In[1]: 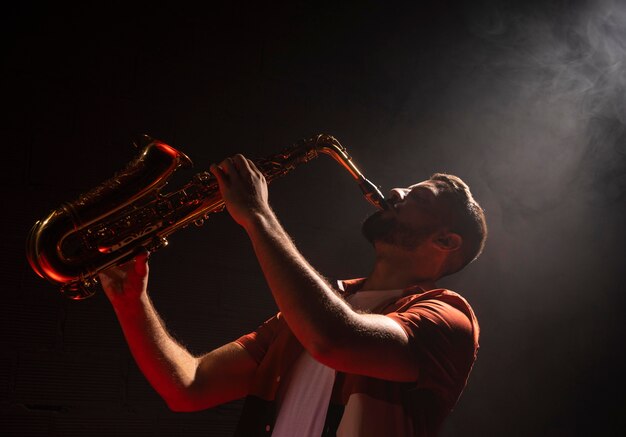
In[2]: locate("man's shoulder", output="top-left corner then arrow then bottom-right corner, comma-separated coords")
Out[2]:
402,288 -> 472,310
391,288 -> 480,344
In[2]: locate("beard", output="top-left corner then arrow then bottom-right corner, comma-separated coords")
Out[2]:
361,210 -> 435,251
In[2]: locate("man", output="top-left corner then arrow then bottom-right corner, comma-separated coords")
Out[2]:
99,154 -> 487,436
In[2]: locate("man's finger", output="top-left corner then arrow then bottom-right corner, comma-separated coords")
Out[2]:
222,157 -> 238,177
210,163 -> 229,187
98,268 -> 122,284
233,154 -> 248,167
234,154 -> 254,173
134,251 -> 149,276
233,154 -> 258,181
135,250 -> 149,264
245,158 -> 262,176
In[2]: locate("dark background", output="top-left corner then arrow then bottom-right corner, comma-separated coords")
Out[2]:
2,1 -> 625,435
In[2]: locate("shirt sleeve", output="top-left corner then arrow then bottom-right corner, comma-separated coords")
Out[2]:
234,313 -> 282,364
385,297 -> 478,398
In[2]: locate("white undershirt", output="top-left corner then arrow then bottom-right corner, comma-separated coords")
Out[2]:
271,288 -> 404,437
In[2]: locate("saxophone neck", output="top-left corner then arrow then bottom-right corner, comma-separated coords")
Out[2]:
308,134 -> 389,211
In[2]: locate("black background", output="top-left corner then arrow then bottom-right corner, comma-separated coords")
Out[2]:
2,1 -> 625,436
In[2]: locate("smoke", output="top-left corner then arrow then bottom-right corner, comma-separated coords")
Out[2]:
410,3 -> 626,432
462,0 -> 626,210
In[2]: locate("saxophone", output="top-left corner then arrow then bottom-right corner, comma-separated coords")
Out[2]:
26,134 -> 388,300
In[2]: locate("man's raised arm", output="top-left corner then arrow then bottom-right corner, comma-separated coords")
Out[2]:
99,252 -> 257,412
210,155 -> 419,382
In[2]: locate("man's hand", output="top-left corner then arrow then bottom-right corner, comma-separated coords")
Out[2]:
209,154 -> 270,229
98,251 -> 150,306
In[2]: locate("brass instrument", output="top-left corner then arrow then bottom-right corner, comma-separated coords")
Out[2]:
26,134 -> 388,300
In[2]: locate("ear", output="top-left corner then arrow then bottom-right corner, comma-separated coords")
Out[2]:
433,232 -> 462,252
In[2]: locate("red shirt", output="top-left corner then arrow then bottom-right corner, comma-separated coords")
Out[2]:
235,279 -> 480,436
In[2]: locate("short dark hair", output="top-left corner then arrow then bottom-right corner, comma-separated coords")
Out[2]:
430,173 -> 487,276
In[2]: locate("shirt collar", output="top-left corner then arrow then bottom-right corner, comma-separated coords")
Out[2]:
337,278 -> 427,297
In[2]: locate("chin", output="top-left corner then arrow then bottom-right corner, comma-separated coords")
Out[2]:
361,210 -> 396,245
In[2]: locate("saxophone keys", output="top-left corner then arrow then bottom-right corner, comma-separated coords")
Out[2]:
61,278 -> 98,300
147,236 -> 168,252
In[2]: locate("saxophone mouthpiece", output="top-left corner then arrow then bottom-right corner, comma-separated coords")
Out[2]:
359,178 -> 389,211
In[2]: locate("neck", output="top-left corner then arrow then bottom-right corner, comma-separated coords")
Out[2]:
360,250 -> 438,292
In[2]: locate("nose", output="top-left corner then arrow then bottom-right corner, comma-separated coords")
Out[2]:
388,188 -> 408,203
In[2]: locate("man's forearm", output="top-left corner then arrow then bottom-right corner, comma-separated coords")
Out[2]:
210,155 -> 416,380
112,293 -> 198,410
243,207 -> 356,356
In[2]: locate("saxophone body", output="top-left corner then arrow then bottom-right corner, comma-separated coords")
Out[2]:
26,134 -> 387,300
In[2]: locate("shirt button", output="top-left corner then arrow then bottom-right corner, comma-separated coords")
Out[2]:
276,376 -> 281,382
265,424 -> 271,432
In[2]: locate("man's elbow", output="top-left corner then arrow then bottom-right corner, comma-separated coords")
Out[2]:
162,387 -> 216,413
307,334 -> 351,369
164,395 -> 198,412
165,395 -> 213,413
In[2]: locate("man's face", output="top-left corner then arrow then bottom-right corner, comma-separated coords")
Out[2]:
361,180 -> 448,251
